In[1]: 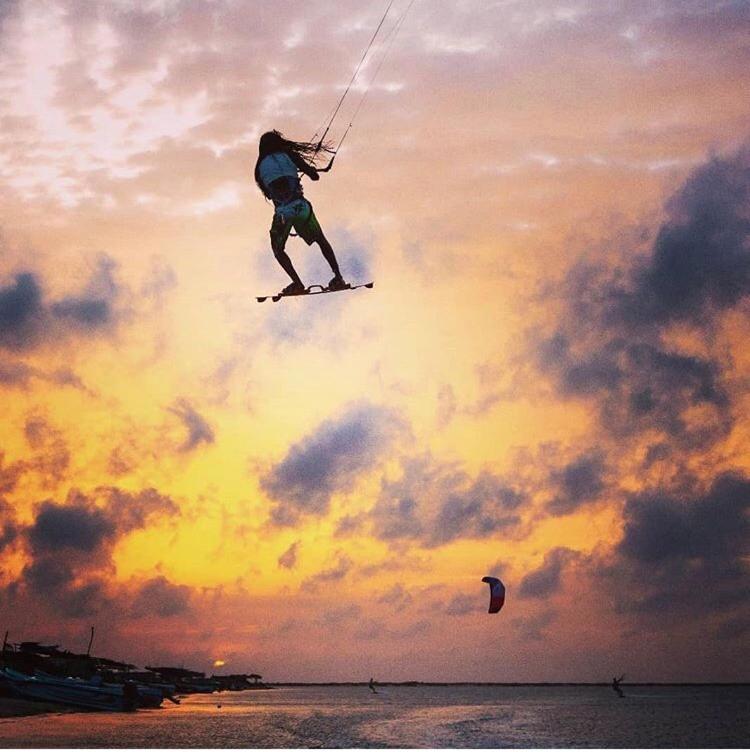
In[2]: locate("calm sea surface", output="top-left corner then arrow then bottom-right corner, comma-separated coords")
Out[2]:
0,684 -> 748,748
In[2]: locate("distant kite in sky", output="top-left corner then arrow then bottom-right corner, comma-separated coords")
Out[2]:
482,576 -> 506,614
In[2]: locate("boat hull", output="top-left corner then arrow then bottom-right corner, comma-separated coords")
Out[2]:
0,668 -> 134,712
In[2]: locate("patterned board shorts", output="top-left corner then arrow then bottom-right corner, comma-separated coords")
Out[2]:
270,199 -> 321,249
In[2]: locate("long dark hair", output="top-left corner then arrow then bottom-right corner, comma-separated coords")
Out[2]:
254,130 -> 334,197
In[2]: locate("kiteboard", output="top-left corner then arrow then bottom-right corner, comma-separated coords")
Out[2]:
256,281 -> 373,303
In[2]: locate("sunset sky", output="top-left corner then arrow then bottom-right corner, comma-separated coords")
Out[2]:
1,0 -> 749,683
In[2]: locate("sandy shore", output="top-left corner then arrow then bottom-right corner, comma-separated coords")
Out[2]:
0,696 -> 81,718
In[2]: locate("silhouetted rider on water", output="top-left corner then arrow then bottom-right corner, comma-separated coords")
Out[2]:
612,674 -> 625,698
254,130 -> 346,296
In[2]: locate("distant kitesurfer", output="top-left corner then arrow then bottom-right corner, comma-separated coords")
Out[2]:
368,677 -> 378,694
612,674 -> 625,698
254,130 -> 346,296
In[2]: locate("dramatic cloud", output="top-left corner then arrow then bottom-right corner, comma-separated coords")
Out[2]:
28,498 -> 115,555
50,299 -> 110,328
371,454 -> 526,547
530,147 -> 750,641
24,487 -> 177,562
609,147 -> 750,328
262,402 -> 406,525
97,487 -> 179,534
0,273 -> 44,351
618,473 -> 749,568
21,555 -> 75,595
538,146 -> 750,448
591,473 -> 750,625
549,334 -> 730,447
169,398 -> 216,452
131,576 -> 192,618
0,259 -> 120,352
519,547 -> 578,599
0,359 -> 87,390
12,486 -> 181,618
546,452 -> 607,516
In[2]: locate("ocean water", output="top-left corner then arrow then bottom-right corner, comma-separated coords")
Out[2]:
0,684 -> 748,748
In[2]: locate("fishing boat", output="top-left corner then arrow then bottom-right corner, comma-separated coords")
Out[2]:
36,670 -> 171,708
0,667 -> 139,711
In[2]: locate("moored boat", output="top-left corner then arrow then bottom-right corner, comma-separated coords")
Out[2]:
0,668 -> 138,712
34,670 -> 169,709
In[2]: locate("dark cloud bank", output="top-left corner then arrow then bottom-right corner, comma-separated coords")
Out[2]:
577,472 -> 750,646
371,454 -> 526,548
261,402 -> 407,525
546,451 -> 607,516
612,473 -> 750,616
0,257 -> 121,391
261,401 -> 533,551
1,486 -> 192,621
519,547 -> 579,599
535,144 -> 750,639
0,258 -> 117,352
0,254 -> 176,390
540,145 -> 750,450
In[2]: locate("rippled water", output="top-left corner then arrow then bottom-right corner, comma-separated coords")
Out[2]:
0,684 -> 748,748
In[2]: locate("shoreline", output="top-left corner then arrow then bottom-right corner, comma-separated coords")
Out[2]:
0,696 -> 83,719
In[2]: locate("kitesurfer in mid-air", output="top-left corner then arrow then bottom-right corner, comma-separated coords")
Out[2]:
254,130 -> 347,296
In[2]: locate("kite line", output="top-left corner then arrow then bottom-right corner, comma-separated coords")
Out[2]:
312,0 -> 416,171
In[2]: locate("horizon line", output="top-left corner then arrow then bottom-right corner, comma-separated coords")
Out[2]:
267,681 -> 750,687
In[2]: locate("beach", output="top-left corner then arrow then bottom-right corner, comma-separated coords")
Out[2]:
0,696 -> 79,718
0,684 -> 747,748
